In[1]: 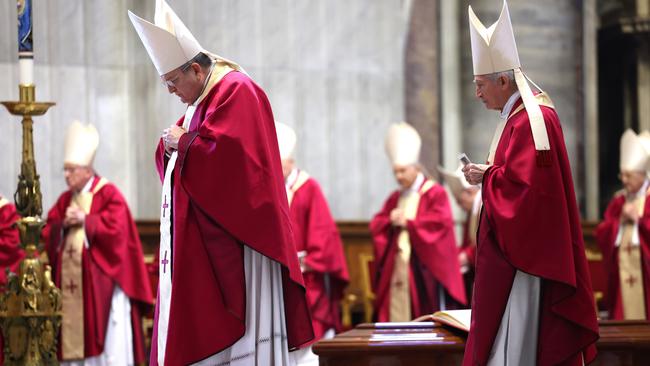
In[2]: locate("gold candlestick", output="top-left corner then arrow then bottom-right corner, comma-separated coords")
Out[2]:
0,84 -> 61,365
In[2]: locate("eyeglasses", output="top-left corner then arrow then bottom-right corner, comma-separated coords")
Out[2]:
160,60 -> 193,88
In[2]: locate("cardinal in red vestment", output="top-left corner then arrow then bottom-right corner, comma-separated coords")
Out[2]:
370,122 -> 466,323
461,2 -> 598,365
596,129 -> 650,320
438,165 -> 481,303
130,1 -> 313,365
42,121 -> 153,365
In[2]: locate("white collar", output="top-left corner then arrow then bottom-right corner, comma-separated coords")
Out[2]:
500,91 -> 521,120
80,176 -> 94,193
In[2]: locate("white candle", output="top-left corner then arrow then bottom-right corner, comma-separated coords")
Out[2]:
19,58 -> 34,85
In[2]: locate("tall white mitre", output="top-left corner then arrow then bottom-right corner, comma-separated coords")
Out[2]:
385,122 -> 421,166
438,164 -> 472,200
469,1 -> 550,153
275,122 -> 297,161
620,129 -> 650,172
128,0 -> 242,75
64,121 -> 99,167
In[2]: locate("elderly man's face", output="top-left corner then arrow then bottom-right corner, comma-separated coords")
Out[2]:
161,63 -> 205,105
393,164 -> 419,190
64,164 -> 94,192
474,74 -> 512,111
620,170 -> 647,195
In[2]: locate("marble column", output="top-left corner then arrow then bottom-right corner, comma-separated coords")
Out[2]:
440,0 -> 463,170
584,0 -> 600,220
404,0 -> 439,177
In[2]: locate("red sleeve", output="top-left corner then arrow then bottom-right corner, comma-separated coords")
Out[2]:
300,181 -> 349,282
461,245 -> 477,267
84,184 -> 153,304
406,185 -> 466,305
369,192 -> 399,263
595,195 -> 624,258
42,192 -> 70,268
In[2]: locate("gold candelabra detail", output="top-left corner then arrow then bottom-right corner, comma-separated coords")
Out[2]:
0,84 -> 61,365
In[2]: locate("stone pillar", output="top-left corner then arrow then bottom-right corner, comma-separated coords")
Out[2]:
440,0 -> 462,170
404,0 -> 439,177
584,0 -> 600,220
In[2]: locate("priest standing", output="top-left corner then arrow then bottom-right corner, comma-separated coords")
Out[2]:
461,2 -> 599,365
276,122 -> 349,366
438,165 -> 481,303
596,129 -> 650,320
42,121 -> 153,365
128,1 -> 313,365
370,122 -> 466,322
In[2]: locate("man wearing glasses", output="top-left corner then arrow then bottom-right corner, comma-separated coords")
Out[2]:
42,121 -> 153,365
129,1 -> 313,365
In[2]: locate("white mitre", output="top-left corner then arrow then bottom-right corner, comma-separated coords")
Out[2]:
128,0 -> 243,75
64,121 -> 99,167
620,129 -> 649,172
385,122 -> 421,166
469,1 -> 550,154
276,122 -> 297,160
438,164 -> 472,200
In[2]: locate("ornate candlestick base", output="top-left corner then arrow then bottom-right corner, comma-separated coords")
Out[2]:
0,85 -> 60,365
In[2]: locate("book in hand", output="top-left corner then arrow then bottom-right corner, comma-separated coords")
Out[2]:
431,309 -> 471,332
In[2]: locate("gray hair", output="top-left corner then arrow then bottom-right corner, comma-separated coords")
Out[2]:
486,70 -> 516,88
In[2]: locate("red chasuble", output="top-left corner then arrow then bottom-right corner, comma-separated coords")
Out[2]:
0,200 -> 23,286
463,98 -> 599,366
370,179 -> 467,321
42,176 -> 153,363
288,174 -> 350,339
595,193 -> 650,319
152,71 -> 313,365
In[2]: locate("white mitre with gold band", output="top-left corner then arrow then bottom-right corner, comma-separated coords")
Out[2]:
620,129 -> 650,172
128,0 -> 243,76
385,122 -> 421,166
438,164 -> 472,200
275,122 -> 297,160
64,120 -> 99,167
469,1 -> 551,161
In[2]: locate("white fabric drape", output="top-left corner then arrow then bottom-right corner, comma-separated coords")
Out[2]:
192,246 -> 292,366
62,285 -> 134,366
